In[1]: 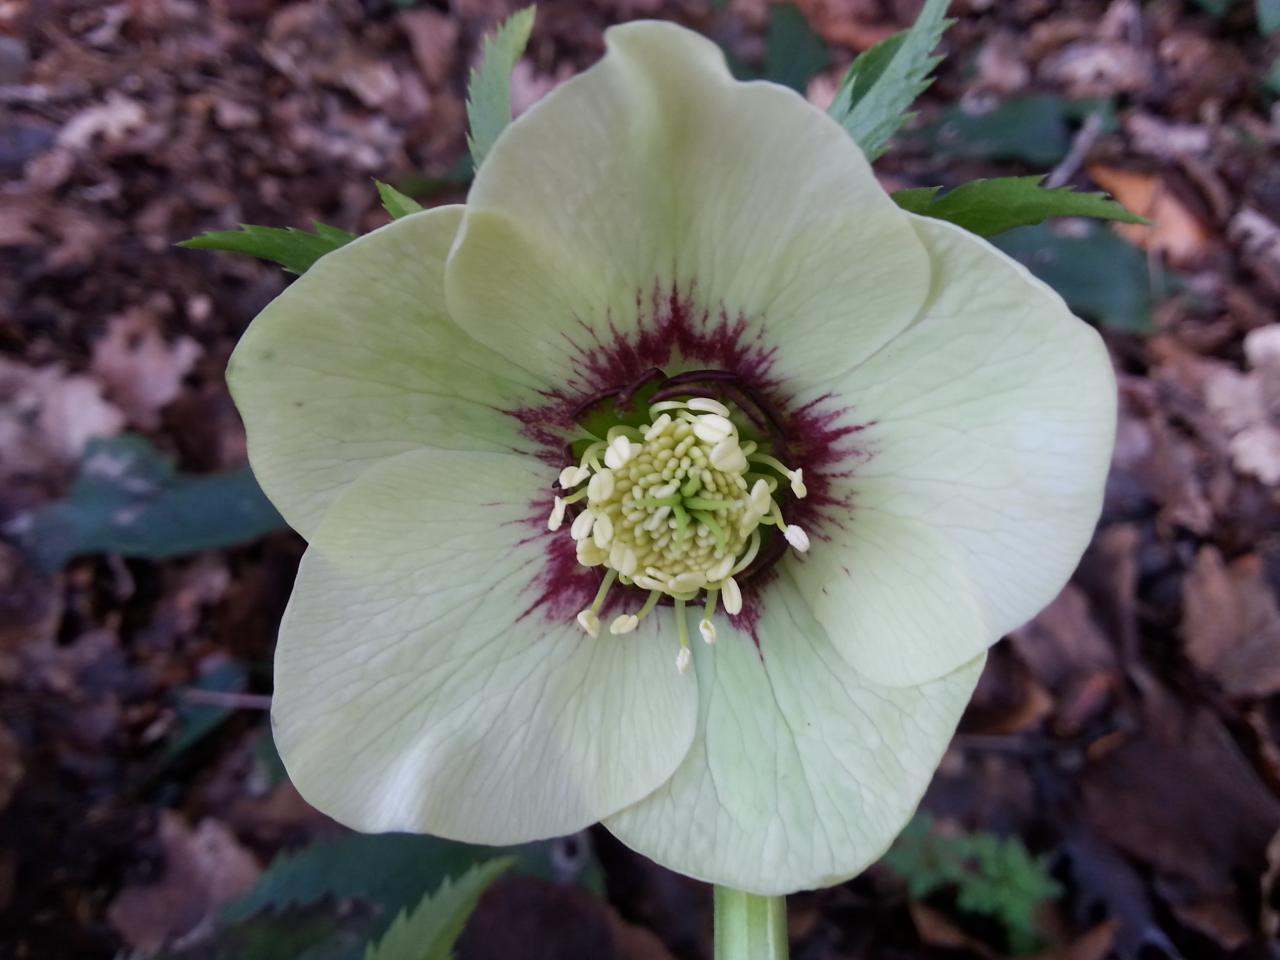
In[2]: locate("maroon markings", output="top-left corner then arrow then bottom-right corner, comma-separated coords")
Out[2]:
509,283 -> 875,634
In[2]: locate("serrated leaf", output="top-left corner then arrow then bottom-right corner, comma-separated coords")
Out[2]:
466,6 -> 536,170
893,175 -> 1147,237
7,434 -> 285,571
826,0 -> 952,160
764,3 -> 828,93
224,832 -> 602,933
363,859 -> 511,960
993,223 -> 1152,332
179,222 -> 355,274
376,181 -> 424,219
157,902 -> 370,960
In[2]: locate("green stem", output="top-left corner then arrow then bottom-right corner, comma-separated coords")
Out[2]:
713,887 -> 788,960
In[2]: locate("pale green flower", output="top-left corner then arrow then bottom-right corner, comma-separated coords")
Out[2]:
228,22 -> 1115,894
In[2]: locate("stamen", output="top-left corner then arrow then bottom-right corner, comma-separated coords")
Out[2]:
699,588 -> 719,645
643,412 -> 673,440
547,497 -> 567,531
649,400 -> 689,415
784,524 -> 810,553
730,529 -> 762,576
609,541 -> 638,577
687,397 -> 731,416
692,414 -> 734,444
706,553 -> 735,582
610,614 -> 639,635
576,609 -> 600,637
710,437 -> 748,473
592,512 -> 615,549
591,568 -> 618,613
747,452 -> 806,497
559,465 -> 589,488
669,571 -> 707,594
570,509 -> 596,542
587,469 -> 615,502
722,576 -> 742,616
604,436 -> 634,469
675,599 -> 692,674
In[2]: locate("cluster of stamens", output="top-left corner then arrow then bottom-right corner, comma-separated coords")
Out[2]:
547,396 -> 808,674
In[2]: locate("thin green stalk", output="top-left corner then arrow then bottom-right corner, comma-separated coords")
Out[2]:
713,887 -> 788,960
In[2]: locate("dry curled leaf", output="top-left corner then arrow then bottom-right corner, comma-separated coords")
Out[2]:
107,812 -> 260,953
1181,546 -> 1280,699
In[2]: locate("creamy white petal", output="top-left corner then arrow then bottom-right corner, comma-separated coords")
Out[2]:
447,21 -> 929,389
228,207 -> 542,538
801,215 -> 1116,686
605,571 -> 982,894
273,448 -> 698,842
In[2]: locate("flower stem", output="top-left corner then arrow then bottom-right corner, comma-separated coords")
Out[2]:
713,887 -> 788,960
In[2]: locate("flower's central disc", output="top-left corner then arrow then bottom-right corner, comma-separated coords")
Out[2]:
548,388 -> 808,672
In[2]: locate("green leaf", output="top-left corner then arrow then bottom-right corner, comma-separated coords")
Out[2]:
155,660 -> 249,769
893,175 -> 1147,237
909,95 -> 1072,165
826,0 -> 952,160
224,832 -> 602,932
466,7 -> 536,170
363,860 -> 510,960
180,222 -> 355,274
1259,0 -> 1280,33
764,3 -> 829,93
1265,57 -> 1280,96
157,902 -> 370,960
993,223 -> 1153,332
883,815 -> 1062,956
376,181 -> 425,219
9,435 -> 285,571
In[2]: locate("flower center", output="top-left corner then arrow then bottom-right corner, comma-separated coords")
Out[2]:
547,393 -> 808,674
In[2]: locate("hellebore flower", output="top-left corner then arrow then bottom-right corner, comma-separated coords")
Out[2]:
228,22 -> 1115,894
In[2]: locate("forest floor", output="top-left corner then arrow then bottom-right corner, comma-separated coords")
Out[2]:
2,0 -> 1280,958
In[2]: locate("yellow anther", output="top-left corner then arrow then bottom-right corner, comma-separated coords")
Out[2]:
587,469 -> 615,502
610,614 -> 639,635
722,576 -> 742,615
687,397 -> 731,416
784,524 -> 810,553
548,496 -> 567,531
577,609 -> 600,637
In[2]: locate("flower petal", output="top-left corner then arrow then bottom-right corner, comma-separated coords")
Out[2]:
273,447 -> 698,843
803,215 -> 1116,687
228,206 -> 543,538
604,570 -> 982,894
446,21 -> 929,388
